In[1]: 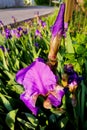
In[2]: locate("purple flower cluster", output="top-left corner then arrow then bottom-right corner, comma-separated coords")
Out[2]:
2,26 -> 28,39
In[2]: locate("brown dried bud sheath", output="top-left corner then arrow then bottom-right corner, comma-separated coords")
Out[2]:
48,34 -> 61,60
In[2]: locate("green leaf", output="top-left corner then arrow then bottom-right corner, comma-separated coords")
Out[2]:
0,49 -> 8,70
0,93 -> 13,111
17,117 -> 36,130
5,109 -> 18,130
10,85 -> 24,94
13,59 -> 19,71
25,112 -> 38,127
65,32 -> 74,53
57,52 -> 64,73
40,125 -> 46,130
51,108 -> 65,116
85,60 -> 87,75
81,81 -> 86,123
76,45 -> 85,54
0,34 -> 5,44
74,62 -> 81,73
60,117 -> 68,128
64,53 -> 75,60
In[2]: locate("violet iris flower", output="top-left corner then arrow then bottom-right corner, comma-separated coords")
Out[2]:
35,30 -> 42,38
11,27 -> 27,38
64,64 -> 82,85
0,45 -> 9,53
64,64 -> 74,74
51,3 -> 65,38
38,20 -> 46,28
11,29 -> 21,38
0,45 -> 5,52
34,42 -> 39,48
41,21 -> 46,28
63,64 -> 83,93
17,27 -> 28,35
23,29 -> 28,35
11,29 -> 17,36
3,28 -> 12,39
17,27 -> 23,32
16,58 -> 65,115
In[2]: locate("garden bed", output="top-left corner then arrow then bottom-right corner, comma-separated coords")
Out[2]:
0,5 -> 87,130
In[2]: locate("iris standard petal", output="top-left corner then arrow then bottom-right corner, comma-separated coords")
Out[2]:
22,58 -> 58,94
16,62 -> 35,85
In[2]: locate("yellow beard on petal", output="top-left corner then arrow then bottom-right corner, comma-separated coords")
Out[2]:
61,80 -> 68,87
43,98 -> 52,109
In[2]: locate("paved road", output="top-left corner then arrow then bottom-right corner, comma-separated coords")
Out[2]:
0,6 -> 55,26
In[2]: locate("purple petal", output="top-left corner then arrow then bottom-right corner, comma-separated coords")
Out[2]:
20,91 -> 39,116
35,30 -> 42,37
64,64 -> 74,74
3,28 -> 12,39
22,58 -> 58,94
17,27 -> 23,32
42,21 -> 46,28
16,62 -> 35,85
0,45 -> 5,52
0,45 -> 9,53
68,72 -> 82,84
11,29 -> 22,38
51,3 -> 65,38
64,64 -> 83,84
16,32 -> 21,38
69,80 -> 77,88
34,42 -> 39,48
47,87 -> 65,107
38,20 -> 46,27
11,29 -> 17,36
23,29 -> 28,35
